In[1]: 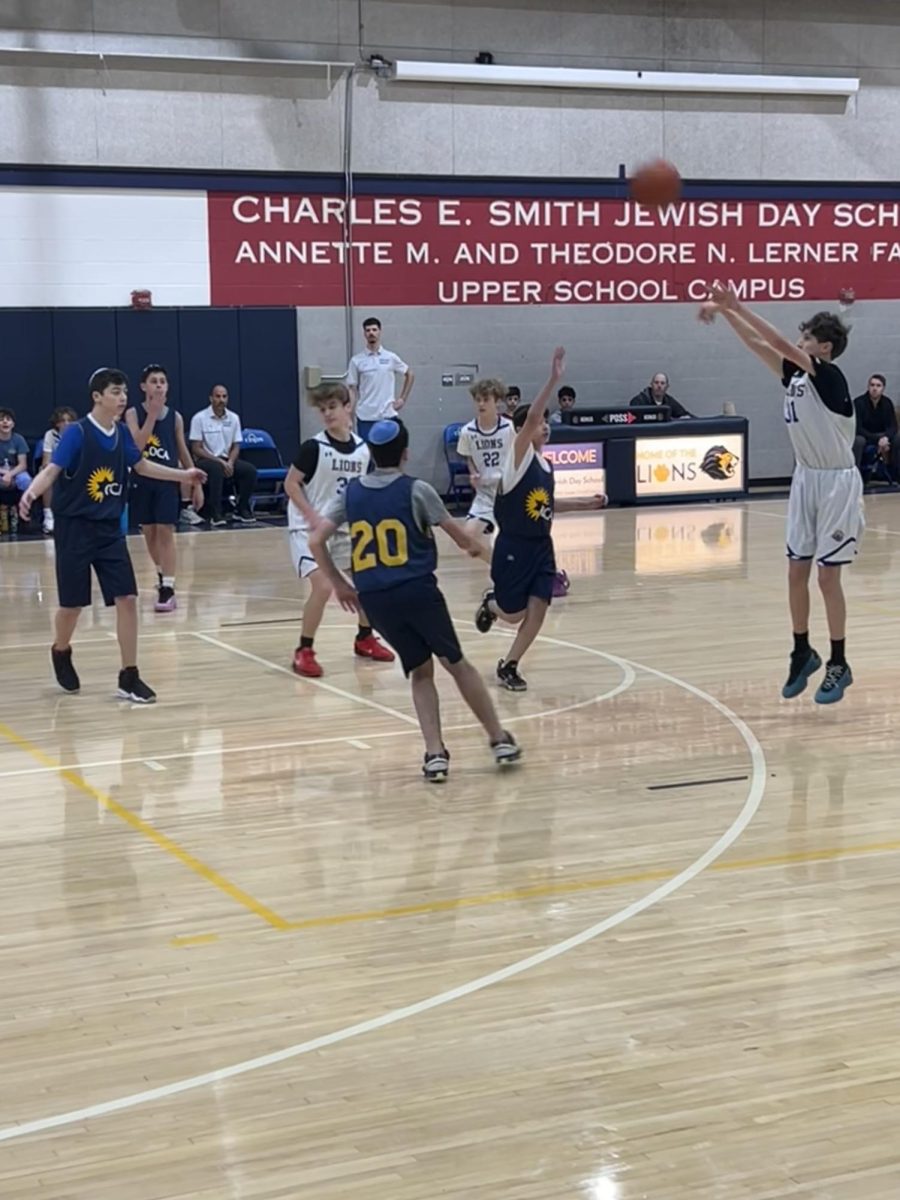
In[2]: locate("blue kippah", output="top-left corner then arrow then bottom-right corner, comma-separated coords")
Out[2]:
368,419 -> 400,445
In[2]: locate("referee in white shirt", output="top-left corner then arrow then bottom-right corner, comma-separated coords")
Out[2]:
346,317 -> 415,442
188,384 -> 258,526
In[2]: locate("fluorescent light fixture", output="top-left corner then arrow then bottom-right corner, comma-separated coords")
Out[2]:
393,60 -> 859,98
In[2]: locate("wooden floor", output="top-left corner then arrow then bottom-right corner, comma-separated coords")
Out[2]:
2,497 -> 900,1199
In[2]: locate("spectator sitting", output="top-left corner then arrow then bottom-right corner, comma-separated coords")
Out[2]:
550,385 -> 576,424
853,373 -> 900,481
630,373 -> 694,419
188,384 -> 258,527
502,385 -> 522,417
0,408 -> 33,531
41,406 -> 78,534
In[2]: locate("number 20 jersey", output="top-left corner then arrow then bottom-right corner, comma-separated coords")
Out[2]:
344,475 -> 438,594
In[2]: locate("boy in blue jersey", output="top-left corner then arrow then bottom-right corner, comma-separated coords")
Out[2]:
475,347 -> 607,692
125,364 -> 200,613
20,368 -> 207,703
310,418 -> 521,783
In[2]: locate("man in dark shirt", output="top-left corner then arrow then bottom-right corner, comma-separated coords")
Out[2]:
630,372 -> 693,419
853,373 -> 899,479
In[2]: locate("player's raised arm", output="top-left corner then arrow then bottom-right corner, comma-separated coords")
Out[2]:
513,347 -> 565,467
705,282 -> 814,376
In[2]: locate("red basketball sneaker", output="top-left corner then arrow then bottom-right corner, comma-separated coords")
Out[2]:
354,634 -> 395,663
293,646 -> 323,677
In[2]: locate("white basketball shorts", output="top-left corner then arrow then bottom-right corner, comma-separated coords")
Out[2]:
289,528 -> 352,579
786,464 -> 864,566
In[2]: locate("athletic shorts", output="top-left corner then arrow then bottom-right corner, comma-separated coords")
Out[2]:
54,515 -> 138,608
289,528 -> 352,580
466,491 -> 497,535
359,576 -> 462,675
786,464 -> 864,566
129,476 -> 180,527
491,532 -> 556,614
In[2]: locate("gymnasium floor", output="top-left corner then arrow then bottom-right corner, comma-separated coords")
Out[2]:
2,496 -> 899,1199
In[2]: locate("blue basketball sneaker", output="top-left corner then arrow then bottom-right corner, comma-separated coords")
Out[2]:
814,662 -> 853,705
781,647 -> 822,699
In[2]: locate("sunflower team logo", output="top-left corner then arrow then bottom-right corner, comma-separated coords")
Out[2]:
524,486 -> 552,522
143,433 -> 170,462
700,445 -> 740,481
86,466 -> 123,503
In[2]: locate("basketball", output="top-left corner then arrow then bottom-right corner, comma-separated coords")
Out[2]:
630,159 -> 682,207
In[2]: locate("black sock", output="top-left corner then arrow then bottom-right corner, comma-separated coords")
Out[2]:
356,625 -> 372,641
793,631 -> 810,656
157,571 -> 163,588
299,636 -> 314,650
503,659 -> 518,672
830,639 -> 846,667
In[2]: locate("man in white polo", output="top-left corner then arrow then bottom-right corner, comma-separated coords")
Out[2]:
189,383 -> 258,527
346,316 -> 414,442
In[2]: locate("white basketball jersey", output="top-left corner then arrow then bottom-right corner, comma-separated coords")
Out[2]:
456,417 -> 515,501
288,431 -> 370,531
783,362 -> 854,471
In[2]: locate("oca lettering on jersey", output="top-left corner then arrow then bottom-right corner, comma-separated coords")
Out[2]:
143,434 -> 171,463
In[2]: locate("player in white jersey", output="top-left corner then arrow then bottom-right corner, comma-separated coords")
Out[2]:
285,383 -> 394,677
701,282 -> 860,705
456,379 -> 516,560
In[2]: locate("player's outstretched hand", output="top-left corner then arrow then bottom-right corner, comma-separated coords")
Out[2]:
707,279 -> 738,309
334,581 -> 361,613
19,490 -> 34,520
186,466 -> 207,485
697,301 -> 718,325
550,346 -> 566,381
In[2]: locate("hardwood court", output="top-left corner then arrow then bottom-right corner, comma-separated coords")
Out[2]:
2,497 -> 900,1199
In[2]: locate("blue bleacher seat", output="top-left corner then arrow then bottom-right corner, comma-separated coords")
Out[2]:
443,423 -> 473,506
240,428 -> 288,511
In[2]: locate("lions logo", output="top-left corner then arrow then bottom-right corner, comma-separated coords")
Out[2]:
86,466 -> 123,503
700,445 -> 739,481
525,486 -> 552,522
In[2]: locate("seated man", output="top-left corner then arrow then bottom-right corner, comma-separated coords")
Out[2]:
189,383 -> 258,526
0,406 -> 33,533
549,385 -> 576,424
853,373 -> 899,481
630,372 -> 693,419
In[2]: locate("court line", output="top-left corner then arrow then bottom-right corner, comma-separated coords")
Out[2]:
0,721 -> 291,932
0,659 -> 633,780
171,934 -> 220,948
190,631 -> 421,727
283,836 -> 900,931
752,503 -> 900,538
0,648 -> 766,1143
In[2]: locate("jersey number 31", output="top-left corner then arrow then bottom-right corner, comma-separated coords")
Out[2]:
350,518 -> 410,572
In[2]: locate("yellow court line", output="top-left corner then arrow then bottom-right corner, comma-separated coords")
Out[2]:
0,721 -> 291,931
171,934 -> 221,948
282,838 -> 900,931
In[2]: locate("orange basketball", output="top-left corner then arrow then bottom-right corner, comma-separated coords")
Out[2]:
630,159 -> 682,208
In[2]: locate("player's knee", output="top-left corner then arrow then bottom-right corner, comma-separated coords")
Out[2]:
115,594 -> 138,611
411,658 -> 435,681
817,564 -> 842,593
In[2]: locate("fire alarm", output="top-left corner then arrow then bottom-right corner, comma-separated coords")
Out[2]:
131,289 -> 153,310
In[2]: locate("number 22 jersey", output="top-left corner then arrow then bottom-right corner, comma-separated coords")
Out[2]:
456,417 -> 515,520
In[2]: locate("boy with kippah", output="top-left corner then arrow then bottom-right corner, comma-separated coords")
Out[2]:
310,418 -> 520,783
20,367 -> 206,703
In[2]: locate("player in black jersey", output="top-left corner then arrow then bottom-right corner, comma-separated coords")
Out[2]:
474,348 -> 607,691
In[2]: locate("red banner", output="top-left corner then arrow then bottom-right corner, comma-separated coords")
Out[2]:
208,192 -> 900,307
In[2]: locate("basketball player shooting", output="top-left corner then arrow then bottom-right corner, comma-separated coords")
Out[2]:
699,281 -> 862,704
